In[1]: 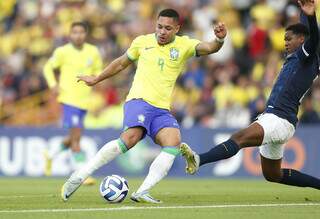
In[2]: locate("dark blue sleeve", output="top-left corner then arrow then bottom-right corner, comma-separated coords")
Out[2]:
300,11 -> 309,29
297,14 -> 319,60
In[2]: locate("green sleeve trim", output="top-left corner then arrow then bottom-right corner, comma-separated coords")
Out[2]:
194,42 -> 201,57
126,52 -> 137,62
117,138 -> 128,153
162,147 -> 180,156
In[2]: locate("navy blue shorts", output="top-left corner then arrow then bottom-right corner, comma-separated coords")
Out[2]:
62,104 -> 87,128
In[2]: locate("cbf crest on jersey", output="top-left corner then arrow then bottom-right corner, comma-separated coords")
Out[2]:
169,48 -> 179,61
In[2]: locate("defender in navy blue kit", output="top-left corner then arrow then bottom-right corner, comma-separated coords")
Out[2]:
181,0 -> 320,190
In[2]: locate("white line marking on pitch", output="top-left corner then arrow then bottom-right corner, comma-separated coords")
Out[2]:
0,203 -> 319,213
0,195 -> 56,199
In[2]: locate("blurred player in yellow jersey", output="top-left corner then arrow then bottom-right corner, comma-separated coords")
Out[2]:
43,22 -> 102,185
62,9 -> 227,203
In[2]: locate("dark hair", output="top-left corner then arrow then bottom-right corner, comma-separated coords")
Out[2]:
286,23 -> 309,37
71,21 -> 88,33
158,9 -> 179,22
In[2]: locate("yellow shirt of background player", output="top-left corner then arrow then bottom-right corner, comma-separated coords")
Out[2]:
126,34 -> 200,110
44,43 -> 102,110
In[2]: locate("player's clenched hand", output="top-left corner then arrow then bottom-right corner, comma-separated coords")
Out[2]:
298,0 -> 315,16
214,22 -> 227,40
77,75 -> 98,86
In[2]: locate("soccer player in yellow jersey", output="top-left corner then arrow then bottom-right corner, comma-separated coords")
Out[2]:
62,9 -> 227,203
43,22 -> 102,185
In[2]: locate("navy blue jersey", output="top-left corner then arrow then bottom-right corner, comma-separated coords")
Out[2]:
265,14 -> 319,126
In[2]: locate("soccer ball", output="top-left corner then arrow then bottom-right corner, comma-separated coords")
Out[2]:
99,175 -> 129,203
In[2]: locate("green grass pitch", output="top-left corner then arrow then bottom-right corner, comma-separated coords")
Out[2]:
0,178 -> 319,219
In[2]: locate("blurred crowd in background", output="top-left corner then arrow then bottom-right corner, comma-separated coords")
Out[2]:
1,0 -> 320,129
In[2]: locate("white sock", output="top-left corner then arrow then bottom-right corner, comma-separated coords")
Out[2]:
136,151 -> 176,194
76,139 -> 125,180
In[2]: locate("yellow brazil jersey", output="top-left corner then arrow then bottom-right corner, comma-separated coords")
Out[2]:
43,43 -> 102,110
126,34 -> 200,109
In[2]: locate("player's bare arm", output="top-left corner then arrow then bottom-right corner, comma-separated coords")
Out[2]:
298,0 -> 315,15
77,53 -> 132,86
51,68 -> 60,96
195,22 -> 227,56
